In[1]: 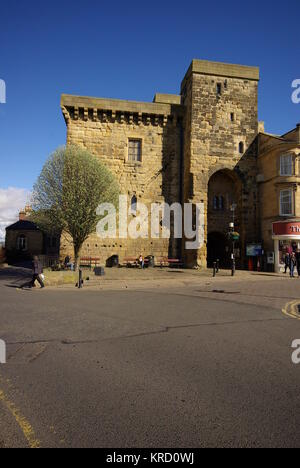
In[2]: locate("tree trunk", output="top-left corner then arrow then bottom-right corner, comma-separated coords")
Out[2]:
74,244 -> 81,272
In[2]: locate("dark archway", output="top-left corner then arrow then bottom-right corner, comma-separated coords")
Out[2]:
207,168 -> 243,268
207,232 -> 230,268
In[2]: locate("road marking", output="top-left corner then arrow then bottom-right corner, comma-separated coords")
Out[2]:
0,388 -> 41,448
282,300 -> 300,320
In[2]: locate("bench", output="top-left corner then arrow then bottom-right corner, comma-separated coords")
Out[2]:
80,257 -> 101,269
122,257 -> 150,268
155,257 -> 183,268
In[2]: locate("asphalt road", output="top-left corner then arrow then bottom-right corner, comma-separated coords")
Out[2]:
1,269 -> 300,448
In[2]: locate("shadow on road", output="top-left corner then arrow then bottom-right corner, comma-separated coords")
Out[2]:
0,266 -> 32,288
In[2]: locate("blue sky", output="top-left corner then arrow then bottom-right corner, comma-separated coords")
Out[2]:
0,0 -> 299,237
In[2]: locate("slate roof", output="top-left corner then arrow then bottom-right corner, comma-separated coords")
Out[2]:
5,220 -> 39,231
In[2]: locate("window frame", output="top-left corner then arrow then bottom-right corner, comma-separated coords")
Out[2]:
17,235 -> 27,251
128,139 -> 142,163
280,153 -> 293,177
279,189 -> 293,216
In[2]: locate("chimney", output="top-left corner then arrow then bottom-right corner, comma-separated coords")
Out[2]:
19,210 -> 27,221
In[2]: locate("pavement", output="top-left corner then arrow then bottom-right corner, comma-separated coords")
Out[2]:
1,266 -> 300,448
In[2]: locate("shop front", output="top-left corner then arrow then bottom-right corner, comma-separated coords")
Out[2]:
272,220 -> 300,273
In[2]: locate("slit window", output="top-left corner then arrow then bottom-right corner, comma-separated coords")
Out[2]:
130,195 -> 137,216
217,83 -> 222,95
239,142 -> 244,154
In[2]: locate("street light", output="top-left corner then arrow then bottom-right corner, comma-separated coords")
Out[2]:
230,203 -> 237,277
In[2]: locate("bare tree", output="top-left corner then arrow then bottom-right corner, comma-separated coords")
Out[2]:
32,145 -> 119,269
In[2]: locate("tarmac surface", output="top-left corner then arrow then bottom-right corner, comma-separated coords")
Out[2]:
1,266 -> 300,448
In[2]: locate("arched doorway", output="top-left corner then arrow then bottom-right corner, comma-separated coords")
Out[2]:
207,168 -> 242,269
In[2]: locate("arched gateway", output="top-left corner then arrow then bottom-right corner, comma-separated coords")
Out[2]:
207,169 -> 242,268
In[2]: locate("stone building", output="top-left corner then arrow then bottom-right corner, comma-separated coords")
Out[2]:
5,206 -> 60,263
257,125 -> 300,272
59,58 -> 295,269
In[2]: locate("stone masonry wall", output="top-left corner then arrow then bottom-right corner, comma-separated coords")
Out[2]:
60,100 -> 183,264
181,61 -> 260,267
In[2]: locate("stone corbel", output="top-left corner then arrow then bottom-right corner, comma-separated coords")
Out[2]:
93,108 -> 98,121
62,106 -> 70,123
145,115 -> 151,126
129,113 -> 134,125
138,113 -> 142,126
163,115 -> 168,127
102,112 -> 108,123
84,108 -> 88,121
154,116 -> 159,126
74,107 -> 79,120
120,113 -> 125,124
112,111 -> 116,122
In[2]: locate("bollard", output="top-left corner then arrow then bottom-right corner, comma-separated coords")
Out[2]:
216,259 -> 219,274
231,257 -> 235,277
213,262 -> 216,277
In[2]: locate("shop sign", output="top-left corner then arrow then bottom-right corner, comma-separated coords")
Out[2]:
272,221 -> 300,236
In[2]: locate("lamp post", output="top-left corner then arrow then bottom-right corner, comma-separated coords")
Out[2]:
230,203 -> 237,277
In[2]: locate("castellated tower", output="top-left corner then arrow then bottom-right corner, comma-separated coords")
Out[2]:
61,59 -> 261,268
181,60 -> 260,268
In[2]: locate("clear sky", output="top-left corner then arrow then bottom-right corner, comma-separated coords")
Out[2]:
0,0 -> 299,238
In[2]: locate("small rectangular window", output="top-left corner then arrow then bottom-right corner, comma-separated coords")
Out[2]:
280,154 -> 293,176
217,83 -> 222,95
128,139 -> 142,162
280,189 -> 293,216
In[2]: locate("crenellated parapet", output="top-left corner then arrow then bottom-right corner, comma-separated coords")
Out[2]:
61,94 -> 184,128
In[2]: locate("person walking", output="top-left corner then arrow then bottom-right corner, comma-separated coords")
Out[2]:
296,249 -> 300,277
284,251 -> 290,274
290,252 -> 297,278
31,256 -> 45,288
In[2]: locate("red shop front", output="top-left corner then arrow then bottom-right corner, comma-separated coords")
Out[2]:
272,220 -> 300,272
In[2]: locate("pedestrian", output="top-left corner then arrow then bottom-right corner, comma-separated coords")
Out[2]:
284,251 -> 290,274
31,256 -> 45,288
296,249 -> 300,277
290,252 -> 297,278
139,254 -> 145,269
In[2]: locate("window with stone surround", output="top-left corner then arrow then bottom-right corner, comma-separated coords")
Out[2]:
128,139 -> 142,162
280,154 -> 293,176
130,195 -> 137,216
280,189 -> 293,216
213,195 -> 225,211
17,235 -> 27,251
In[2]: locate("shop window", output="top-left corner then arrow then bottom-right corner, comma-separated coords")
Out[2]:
17,235 -> 27,251
280,154 -> 293,176
280,189 -> 293,216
